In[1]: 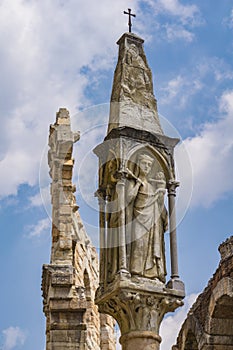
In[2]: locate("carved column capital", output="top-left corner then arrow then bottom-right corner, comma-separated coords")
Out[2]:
95,189 -> 106,205
96,283 -> 184,338
167,180 -> 180,196
115,170 -> 128,183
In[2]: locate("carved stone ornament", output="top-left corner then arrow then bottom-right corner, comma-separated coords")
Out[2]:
100,291 -> 182,334
96,274 -> 184,350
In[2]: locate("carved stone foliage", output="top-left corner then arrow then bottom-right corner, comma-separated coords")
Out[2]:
97,288 -> 183,336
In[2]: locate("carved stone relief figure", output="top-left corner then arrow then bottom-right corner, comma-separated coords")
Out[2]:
126,154 -> 168,282
104,152 -> 168,284
125,44 -> 146,68
121,44 -> 152,106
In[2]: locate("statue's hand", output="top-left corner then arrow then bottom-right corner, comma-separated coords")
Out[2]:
136,177 -> 144,186
126,167 -> 136,178
126,168 -> 144,186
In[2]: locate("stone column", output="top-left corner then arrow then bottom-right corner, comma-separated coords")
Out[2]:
116,176 -> 128,273
97,191 -> 107,288
167,180 -> 179,279
166,180 -> 185,292
120,331 -> 161,350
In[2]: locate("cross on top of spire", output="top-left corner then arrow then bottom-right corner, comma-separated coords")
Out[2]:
123,8 -> 136,33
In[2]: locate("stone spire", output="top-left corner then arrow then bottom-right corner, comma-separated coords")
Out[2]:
94,33 -> 185,350
108,32 -> 163,135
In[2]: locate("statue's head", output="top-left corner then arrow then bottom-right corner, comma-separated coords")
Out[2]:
128,43 -> 139,58
156,171 -> 165,181
138,154 -> 153,176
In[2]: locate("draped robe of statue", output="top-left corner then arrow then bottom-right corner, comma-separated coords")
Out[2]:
126,165 -> 168,283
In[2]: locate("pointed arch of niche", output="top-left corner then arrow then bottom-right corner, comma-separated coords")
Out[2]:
125,143 -> 173,183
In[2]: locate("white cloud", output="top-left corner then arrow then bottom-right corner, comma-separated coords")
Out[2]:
159,57 -> 233,111
165,24 -> 194,42
25,217 -> 51,238
229,8 -> 233,27
177,90 -> 233,207
116,327 -> 121,350
161,75 -> 185,104
157,0 -> 200,24
223,8 -> 233,29
144,0 -> 200,22
72,106 -> 109,213
2,326 -> 27,350
29,190 -> 45,208
160,75 -> 202,108
142,0 -> 203,41
0,0 -> 141,200
196,57 -> 233,83
160,293 -> 198,350
29,186 -> 51,215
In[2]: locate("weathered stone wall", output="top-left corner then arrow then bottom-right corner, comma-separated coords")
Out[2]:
42,108 -> 116,350
173,235 -> 233,350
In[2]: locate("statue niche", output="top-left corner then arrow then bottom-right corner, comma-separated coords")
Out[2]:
126,153 -> 168,282
105,152 -> 168,284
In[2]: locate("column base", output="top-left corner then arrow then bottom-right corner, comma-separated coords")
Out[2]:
166,278 -> 185,294
120,331 -> 161,350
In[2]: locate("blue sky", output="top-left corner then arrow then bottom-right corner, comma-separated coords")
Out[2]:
0,1 -> 233,349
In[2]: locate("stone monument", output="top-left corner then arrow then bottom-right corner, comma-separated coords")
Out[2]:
94,32 -> 185,350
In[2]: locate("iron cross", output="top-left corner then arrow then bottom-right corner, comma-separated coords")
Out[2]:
123,8 -> 136,33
